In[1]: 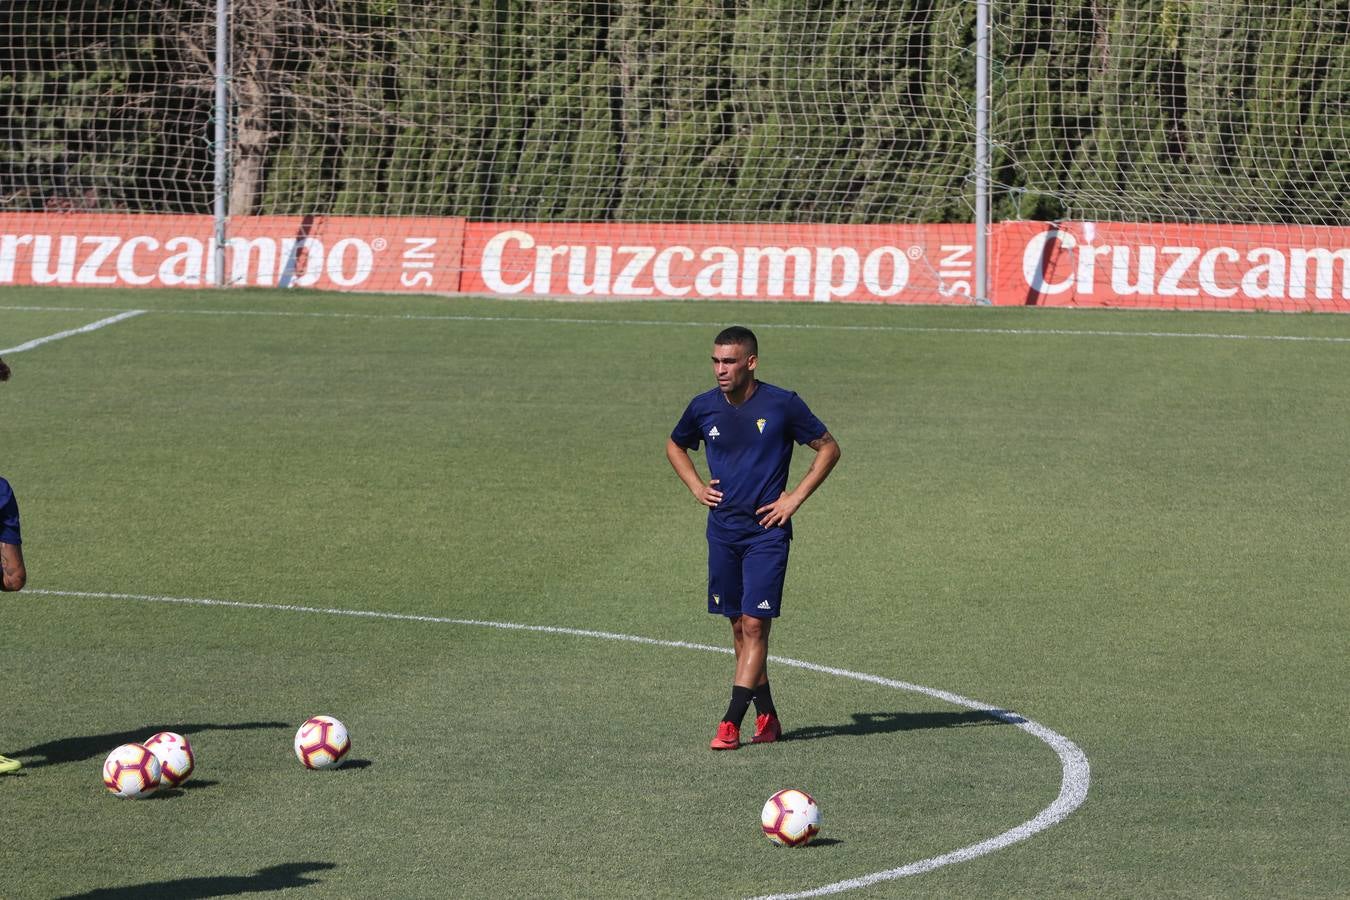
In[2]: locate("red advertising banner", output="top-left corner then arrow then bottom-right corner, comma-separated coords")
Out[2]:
0,213 -> 466,293
6,213 -> 1349,312
992,221 -> 1350,312
460,223 -> 977,304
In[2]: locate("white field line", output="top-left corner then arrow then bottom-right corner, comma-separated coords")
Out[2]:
1,302 -> 1349,343
30,587 -> 1091,897
0,309 -> 146,354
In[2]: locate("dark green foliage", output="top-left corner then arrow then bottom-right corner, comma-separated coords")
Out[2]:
0,0 -> 215,213
1,0 -> 1346,224
994,0 -> 1350,224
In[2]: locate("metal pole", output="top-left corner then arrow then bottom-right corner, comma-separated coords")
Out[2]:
213,0 -> 229,287
974,0 -> 990,304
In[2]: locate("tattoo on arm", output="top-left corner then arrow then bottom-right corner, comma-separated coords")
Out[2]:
808,432 -> 837,452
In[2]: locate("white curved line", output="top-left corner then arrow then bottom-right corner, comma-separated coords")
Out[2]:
29,588 -> 1090,896
751,655 -> 1091,898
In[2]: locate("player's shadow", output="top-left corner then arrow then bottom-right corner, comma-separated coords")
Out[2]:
11,721 -> 290,768
782,709 -> 1018,742
56,862 -> 336,899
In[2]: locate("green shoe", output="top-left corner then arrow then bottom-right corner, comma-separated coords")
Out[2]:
0,754 -> 22,774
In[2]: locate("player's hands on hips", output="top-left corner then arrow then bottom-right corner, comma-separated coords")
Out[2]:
695,478 -> 723,508
756,492 -> 801,528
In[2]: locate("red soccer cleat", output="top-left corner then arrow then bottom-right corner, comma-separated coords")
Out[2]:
710,720 -> 740,750
751,713 -> 782,744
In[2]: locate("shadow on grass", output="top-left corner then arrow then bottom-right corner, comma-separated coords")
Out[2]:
180,778 -> 222,790
142,779 -> 221,800
56,862 -> 336,899
782,709 -> 1018,742
337,758 -> 373,771
12,721 -> 290,768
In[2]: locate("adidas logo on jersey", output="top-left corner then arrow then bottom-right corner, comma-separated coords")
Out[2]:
708,426 -> 720,440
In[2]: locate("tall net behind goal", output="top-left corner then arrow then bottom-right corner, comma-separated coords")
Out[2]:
2,0 -> 993,302
4,1 -> 1347,307
245,0 -> 977,226
986,0 -> 1350,310
0,2 -> 216,214
2,1 -> 979,299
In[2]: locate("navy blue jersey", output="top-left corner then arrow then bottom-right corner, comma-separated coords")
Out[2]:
671,382 -> 827,541
0,477 -> 20,545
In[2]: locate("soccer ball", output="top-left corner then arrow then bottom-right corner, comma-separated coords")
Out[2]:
102,743 -> 162,799
143,731 -> 195,788
294,715 -> 351,770
761,788 -> 821,847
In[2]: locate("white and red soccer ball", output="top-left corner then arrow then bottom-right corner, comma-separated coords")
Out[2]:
102,743 -> 162,799
761,788 -> 821,847
294,715 -> 351,769
143,731 -> 195,788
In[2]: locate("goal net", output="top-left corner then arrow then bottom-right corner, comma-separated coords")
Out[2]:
986,0 -> 1350,309
2,0 -> 1347,308
0,1 -> 976,298
991,0 -> 1348,226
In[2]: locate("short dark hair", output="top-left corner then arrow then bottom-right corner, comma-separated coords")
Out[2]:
714,326 -> 757,356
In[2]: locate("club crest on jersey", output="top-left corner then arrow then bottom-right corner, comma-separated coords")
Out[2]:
756,418 -> 766,433
708,426 -> 720,440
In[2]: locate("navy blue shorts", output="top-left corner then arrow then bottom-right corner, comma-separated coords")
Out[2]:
707,529 -> 791,618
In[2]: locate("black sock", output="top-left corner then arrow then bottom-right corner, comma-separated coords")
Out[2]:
753,681 -> 777,718
722,685 -> 755,726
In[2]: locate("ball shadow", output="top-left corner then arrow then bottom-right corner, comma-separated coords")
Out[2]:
336,758 -> 373,771
179,778 -> 222,791
144,779 -> 221,800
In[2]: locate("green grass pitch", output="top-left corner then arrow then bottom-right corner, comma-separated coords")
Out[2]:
1,288 -> 1347,898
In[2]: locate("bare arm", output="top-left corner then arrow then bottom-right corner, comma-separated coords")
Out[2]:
755,431 -> 840,528
666,437 -> 724,509
1,542 -> 25,591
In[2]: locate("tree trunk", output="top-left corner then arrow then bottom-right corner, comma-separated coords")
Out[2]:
229,0 -> 281,215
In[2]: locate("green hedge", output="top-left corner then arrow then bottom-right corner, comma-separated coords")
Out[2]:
2,0 -> 1345,225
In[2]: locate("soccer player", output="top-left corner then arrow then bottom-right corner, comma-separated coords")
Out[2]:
1,357 -> 28,774
667,326 -> 839,750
